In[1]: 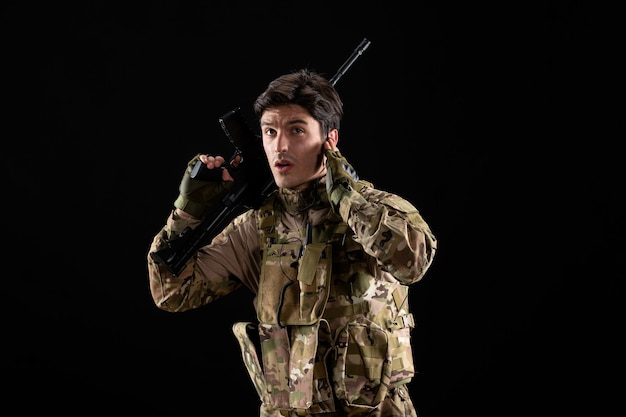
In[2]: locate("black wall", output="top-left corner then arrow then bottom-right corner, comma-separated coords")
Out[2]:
1,2 -> 621,416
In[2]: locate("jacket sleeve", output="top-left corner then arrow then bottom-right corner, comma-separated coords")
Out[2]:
336,181 -> 437,284
147,208 -> 261,312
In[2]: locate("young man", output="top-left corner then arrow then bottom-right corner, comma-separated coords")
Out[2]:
148,69 -> 437,416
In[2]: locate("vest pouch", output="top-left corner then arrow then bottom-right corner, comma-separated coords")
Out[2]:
232,322 -> 268,404
255,321 -> 336,413
257,242 -> 332,326
331,317 -> 392,409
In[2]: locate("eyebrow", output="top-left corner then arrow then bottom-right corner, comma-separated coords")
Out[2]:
260,118 -> 309,127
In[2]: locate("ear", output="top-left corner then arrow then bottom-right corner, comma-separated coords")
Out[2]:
325,129 -> 339,150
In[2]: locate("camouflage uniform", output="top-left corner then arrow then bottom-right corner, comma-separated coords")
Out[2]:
148,172 -> 437,417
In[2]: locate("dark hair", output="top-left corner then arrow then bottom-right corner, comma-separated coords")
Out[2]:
253,69 -> 344,136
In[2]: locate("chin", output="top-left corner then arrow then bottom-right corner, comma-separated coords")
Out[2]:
272,177 -> 294,190
272,176 -> 289,189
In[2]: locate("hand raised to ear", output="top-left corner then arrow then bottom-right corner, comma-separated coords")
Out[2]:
324,149 -> 359,213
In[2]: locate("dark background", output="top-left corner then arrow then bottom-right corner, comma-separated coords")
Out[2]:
1,1 -> 621,416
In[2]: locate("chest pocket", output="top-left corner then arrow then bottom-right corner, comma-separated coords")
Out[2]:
257,242 -> 332,326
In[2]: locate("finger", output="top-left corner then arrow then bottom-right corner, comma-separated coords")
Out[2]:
203,155 -> 226,169
230,154 -> 242,167
325,141 -> 338,152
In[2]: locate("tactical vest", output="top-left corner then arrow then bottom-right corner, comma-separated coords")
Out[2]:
233,186 -> 416,415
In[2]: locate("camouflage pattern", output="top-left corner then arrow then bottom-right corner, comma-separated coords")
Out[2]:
148,166 -> 437,416
228,178 -> 434,415
233,322 -> 267,401
256,242 -> 332,326
324,149 -> 360,213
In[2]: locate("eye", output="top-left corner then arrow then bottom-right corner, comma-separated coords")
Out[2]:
264,127 -> 277,136
293,127 -> 305,134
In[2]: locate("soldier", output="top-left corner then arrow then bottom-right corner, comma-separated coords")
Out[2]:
147,69 -> 437,417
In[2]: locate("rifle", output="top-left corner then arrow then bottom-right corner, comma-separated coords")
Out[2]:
151,38 -> 371,276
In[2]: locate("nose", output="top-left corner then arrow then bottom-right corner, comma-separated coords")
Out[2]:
274,133 -> 288,153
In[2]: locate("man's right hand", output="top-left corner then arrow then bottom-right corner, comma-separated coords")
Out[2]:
173,153 -> 235,219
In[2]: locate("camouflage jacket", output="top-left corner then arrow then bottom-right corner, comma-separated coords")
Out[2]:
148,175 -> 437,414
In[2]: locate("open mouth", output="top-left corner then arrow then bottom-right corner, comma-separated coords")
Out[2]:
274,159 -> 292,172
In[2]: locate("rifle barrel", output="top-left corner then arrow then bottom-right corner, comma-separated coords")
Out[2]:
329,38 -> 371,86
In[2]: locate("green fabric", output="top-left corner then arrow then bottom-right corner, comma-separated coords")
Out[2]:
174,153 -> 233,218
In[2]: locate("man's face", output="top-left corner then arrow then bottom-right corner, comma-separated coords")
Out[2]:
260,104 -> 327,190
